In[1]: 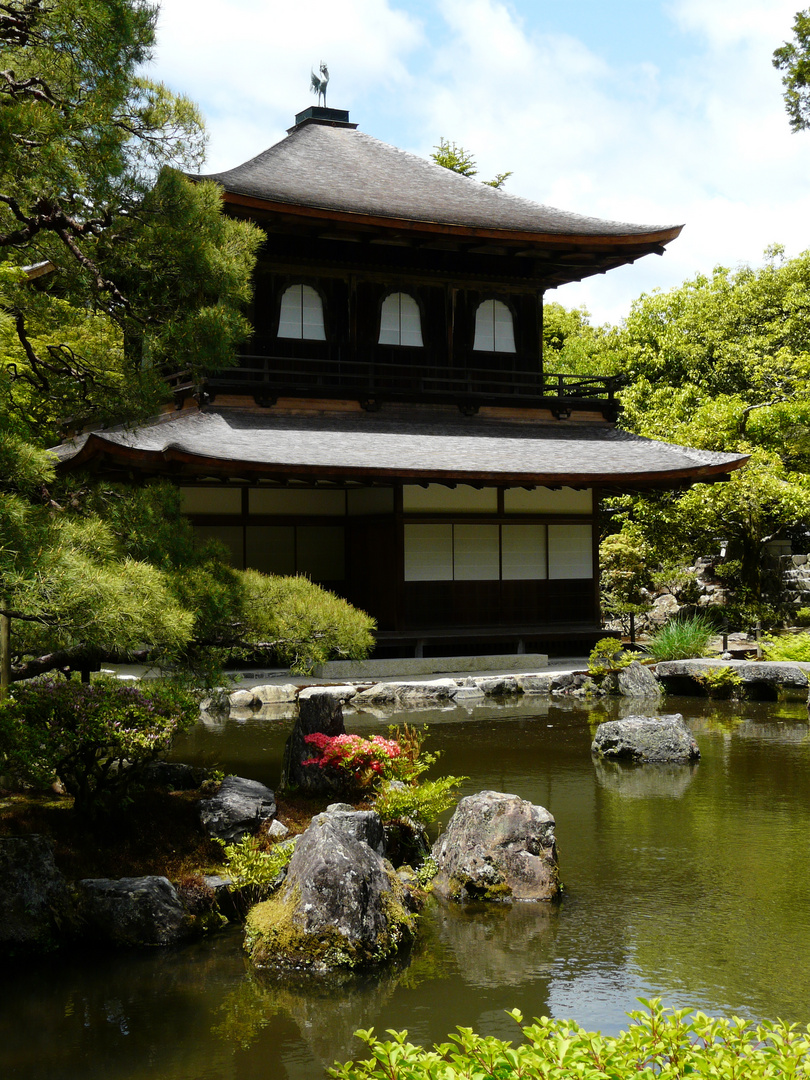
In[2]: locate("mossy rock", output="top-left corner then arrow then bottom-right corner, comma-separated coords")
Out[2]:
244,811 -> 417,970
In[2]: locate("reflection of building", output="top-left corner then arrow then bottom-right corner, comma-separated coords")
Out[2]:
55,106 -> 747,655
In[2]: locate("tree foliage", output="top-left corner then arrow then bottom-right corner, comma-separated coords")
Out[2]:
549,246 -> 810,621
774,9 -> 810,132
0,0 -> 261,434
431,138 -> 512,189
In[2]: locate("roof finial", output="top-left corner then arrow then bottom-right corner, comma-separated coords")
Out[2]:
310,62 -> 329,107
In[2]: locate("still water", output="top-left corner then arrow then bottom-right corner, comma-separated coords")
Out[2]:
3,695 -> 810,1079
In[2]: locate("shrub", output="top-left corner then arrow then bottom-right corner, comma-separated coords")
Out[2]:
219,833 -> 295,915
328,998 -> 810,1080
374,777 -> 462,828
795,607 -> 810,627
303,726 -> 464,826
0,676 -> 198,817
763,632 -> 810,662
695,666 -> 744,699
644,614 -> 716,662
239,571 -> 376,674
588,637 -> 632,676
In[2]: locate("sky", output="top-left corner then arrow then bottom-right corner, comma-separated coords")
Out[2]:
148,0 -> 810,325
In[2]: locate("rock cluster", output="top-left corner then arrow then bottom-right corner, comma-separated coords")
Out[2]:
198,775 -> 278,843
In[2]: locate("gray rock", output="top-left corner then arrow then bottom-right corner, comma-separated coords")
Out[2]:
78,876 -> 200,947
266,818 -> 289,840
515,673 -> 554,695
310,809 -> 386,857
198,776 -> 277,842
199,688 -> 231,715
253,683 -> 300,704
451,685 -> 486,702
432,790 -> 560,903
229,689 -> 257,709
617,661 -> 662,698
245,812 -> 416,970
280,687 -> 347,795
472,675 -> 522,697
591,714 -> 700,764
0,835 -> 76,955
326,802 -> 355,813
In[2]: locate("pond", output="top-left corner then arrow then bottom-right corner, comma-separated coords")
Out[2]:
3,694 -> 810,1080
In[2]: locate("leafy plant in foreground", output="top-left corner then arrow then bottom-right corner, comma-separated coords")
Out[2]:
0,676 -> 197,817
219,834 -> 296,915
329,998 -> 810,1079
644,614 -> 716,662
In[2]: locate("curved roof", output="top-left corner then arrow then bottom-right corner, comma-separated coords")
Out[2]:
54,408 -> 747,490
198,120 -> 682,247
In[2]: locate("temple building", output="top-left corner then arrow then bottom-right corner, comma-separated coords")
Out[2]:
55,105 -> 747,655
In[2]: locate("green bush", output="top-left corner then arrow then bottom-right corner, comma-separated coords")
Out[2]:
644,614 -> 716,662
795,607 -> 810,627
329,998 -> 810,1079
588,637 -> 632,675
374,777 -> 463,828
239,571 -> 376,674
696,666 -> 744,699
219,833 -> 296,915
763,632 -> 810,662
0,676 -> 198,817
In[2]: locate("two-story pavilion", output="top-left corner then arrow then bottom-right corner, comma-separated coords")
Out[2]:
55,106 -> 747,655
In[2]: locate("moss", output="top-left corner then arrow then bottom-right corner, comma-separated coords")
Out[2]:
245,871 -> 418,971
447,873 -> 513,903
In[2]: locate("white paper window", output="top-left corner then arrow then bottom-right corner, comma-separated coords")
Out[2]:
548,523 -> 593,579
454,524 -> 500,580
473,299 -> 516,353
378,292 -> 423,347
277,284 -> 326,340
502,524 -> 547,580
404,524 -> 452,580
249,488 -> 345,516
180,487 -> 242,515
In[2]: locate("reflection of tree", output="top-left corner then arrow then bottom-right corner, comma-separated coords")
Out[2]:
593,759 -> 698,800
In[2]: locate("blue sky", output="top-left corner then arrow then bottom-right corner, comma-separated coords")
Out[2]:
150,0 -> 810,324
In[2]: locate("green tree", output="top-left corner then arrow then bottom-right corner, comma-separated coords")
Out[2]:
0,0 -> 265,686
431,138 -> 512,189
0,0 -> 261,435
774,9 -> 810,131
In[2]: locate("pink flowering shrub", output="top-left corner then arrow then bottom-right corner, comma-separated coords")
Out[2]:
303,732 -> 402,791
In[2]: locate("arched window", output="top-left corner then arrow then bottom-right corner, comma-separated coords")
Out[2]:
473,299 -> 516,352
277,284 -> 326,340
378,292 -> 423,347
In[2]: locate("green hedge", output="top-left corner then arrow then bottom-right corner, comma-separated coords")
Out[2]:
329,999 -> 810,1079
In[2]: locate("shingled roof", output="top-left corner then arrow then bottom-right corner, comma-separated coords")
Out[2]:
198,117 -> 682,248
54,408 -> 747,490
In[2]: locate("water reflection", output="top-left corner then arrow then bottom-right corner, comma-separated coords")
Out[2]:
593,759 -> 698,799
5,695 -> 810,1080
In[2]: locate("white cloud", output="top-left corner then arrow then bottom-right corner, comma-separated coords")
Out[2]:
149,0 -> 810,324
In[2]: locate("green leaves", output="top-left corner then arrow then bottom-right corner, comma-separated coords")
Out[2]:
774,10 -> 810,132
329,999 -> 810,1079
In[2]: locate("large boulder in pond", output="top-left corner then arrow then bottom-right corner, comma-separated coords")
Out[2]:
198,776 -> 277,842
280,686 -> 352,795
0,835 -> 77,955
432,791 -> 561,903
245,809 -> 417,970
77,875 -> 212,947
591,714 -> 700,764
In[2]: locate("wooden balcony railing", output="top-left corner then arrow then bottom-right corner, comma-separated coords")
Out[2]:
168,346 -> 621,417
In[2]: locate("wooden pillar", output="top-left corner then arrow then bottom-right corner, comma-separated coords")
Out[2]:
0,609 -> 10,700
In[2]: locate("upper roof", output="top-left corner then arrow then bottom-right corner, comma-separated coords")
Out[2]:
53,407 -> 748,490
198,115 -> 682,250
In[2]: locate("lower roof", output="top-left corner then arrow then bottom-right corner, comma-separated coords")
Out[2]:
53,407 -> 748,491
